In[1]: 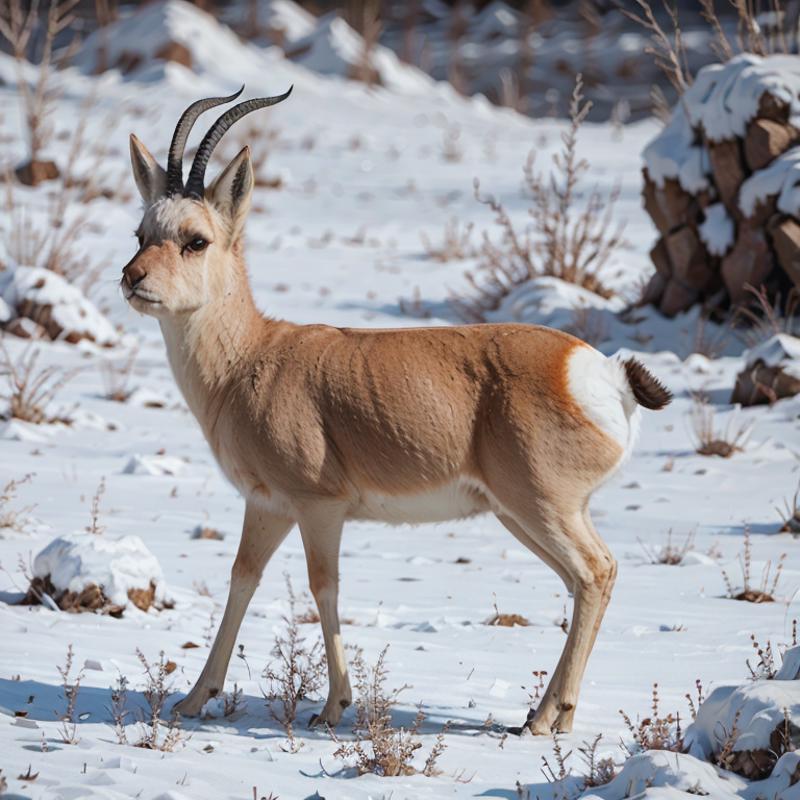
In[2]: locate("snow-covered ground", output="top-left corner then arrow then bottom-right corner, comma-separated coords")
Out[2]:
1,3 -> 799,799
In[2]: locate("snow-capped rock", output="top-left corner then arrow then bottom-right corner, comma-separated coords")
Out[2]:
0,265 -> 117,345
32,531 -> 167,612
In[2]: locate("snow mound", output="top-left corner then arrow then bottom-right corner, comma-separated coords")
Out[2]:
74,0 -> 271,80
744,334 -> 800,380
685,652 -> 800,778
0,265 -> 117,345
484,276 -> 623,330
31,531 -> 166,612
222,0 -> 316,45
122,454 -> 186,476
286,12 -> 435,94
578,751 -> 743,799
643,53 -> 800,190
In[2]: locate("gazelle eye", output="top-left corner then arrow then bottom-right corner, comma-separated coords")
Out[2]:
185,237 -> 209,254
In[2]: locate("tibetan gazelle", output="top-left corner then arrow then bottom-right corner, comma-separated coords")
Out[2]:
123,88 -> 671,734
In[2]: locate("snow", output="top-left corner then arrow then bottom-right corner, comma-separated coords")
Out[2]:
0,264 -> 118,345
2,8 -> 800,800
32,531 -> 166,610
744,333 -> 800,380
287,11 -> 437,95
739,144 -> 800,217
699,203 -> 735,256
686,678 -> 800,758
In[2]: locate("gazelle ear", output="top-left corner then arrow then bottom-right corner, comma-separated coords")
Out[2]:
207,146 -> 253,239
129,134 -> 167,206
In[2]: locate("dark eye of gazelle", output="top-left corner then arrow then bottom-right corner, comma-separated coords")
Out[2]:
184,237 -> 209,255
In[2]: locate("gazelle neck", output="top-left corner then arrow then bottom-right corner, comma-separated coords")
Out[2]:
158,249 -> 265,419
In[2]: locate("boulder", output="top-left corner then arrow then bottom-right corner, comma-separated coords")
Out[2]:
721,227 -> 774,304
708,139 -> 747,210
745,118 -> 798,171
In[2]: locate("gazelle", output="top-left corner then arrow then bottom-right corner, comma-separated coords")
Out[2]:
123,88 -> 671,734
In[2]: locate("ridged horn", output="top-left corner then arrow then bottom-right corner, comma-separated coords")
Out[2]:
165,86 -> 245,196
184,86 -> 293,199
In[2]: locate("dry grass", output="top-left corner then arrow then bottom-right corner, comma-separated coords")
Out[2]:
0,0 -> 79,173
619,683 -> 687,756
0,341 -> 77,425
85,477 -> 106,536
420,218 -> 474,262
454,76 -> 623,321
734,284 -> 799,349
690,394 -> 753,458
639,528 -> 696,565
485,597 -> 530,627
721,529 -> 785,603
332,645 -> 448,777
262,574 -> 326,746
777,481 -> 800,534
0,473 -> 35,533
56,643 -> 84,744
133,649 -> 183,752
100,347 -> 138,403
540,733 -> 616,790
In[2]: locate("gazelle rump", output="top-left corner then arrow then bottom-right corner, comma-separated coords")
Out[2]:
122,89 -> 672,734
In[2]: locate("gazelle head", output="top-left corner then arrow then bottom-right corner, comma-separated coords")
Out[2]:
122,86 -> 292,317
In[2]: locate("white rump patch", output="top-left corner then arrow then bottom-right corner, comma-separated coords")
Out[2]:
566,346 -> 641,462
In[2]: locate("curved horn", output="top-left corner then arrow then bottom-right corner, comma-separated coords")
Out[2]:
184,86 -> 293,199
165,86 -> 245,196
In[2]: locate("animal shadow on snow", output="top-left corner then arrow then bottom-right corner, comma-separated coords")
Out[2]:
0,677 -> 485,743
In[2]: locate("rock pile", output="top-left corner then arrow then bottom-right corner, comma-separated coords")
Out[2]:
641,54 -> 800,317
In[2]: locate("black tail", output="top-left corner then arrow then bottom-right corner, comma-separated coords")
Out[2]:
623,358 -> 672,410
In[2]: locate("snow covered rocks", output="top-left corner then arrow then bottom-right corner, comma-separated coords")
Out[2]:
732,334 -> 800,405
23,532 -> 169,616
641,54 -> 800,317
0,264 -> 117,345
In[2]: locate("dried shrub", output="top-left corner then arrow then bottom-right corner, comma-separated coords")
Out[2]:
0,473 -> 35,533
22,574 -> 159,616
56,643 -> 84,744
0,0 -> 79,177
485,597 -> 530,627
778,481 -> 800,534
108,673 -> 130,745
455,76 -> 623,321
721,529 -> 785,603
619,683 -> 689,755
262,574 -> 326,744
85,477 -> 106,536
0,342 -> 77,425
420,218 -> 474,262
639,528 -> 696,565
133,649 -> 183,752
540,732 -> 616,790
100,347 -> 137,402
191,525 -> 225,541
332,645 -> 448,777
733,285 -> 799,349
690,394 -> 752,458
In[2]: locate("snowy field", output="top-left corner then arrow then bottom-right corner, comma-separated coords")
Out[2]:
1,4 -> 799,799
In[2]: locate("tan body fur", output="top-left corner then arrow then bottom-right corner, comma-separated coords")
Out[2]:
124,108 -> 670,734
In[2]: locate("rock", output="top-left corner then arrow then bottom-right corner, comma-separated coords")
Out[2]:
639,272 -> 667,306
758,91 -> 790,123
642,171 -> 672,234
745,118 -> 798,171
721,227 -> 774,304
732,363 -> 800,405
15,159 -> 60,187
154,40 -> 193,69
708,139 -> 746,210
770,216 -> 800,290
655,177 -> 694,231
650,237 -> 672,277
659,278 -> 698,317
664,226 -> 715,291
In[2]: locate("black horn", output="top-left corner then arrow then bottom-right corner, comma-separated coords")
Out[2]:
165,87 -> 245,196
184,87 -> 293,199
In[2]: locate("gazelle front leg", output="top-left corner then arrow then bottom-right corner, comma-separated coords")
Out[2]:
297,504 -> 351,728
174,503 -> 294,717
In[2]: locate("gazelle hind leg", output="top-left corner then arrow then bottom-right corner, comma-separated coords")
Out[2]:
297,504 -> 351,728
175,504 -> 293,717
495,507 -> 616,734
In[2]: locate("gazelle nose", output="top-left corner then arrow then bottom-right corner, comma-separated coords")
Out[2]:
123,260 -> 147,290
